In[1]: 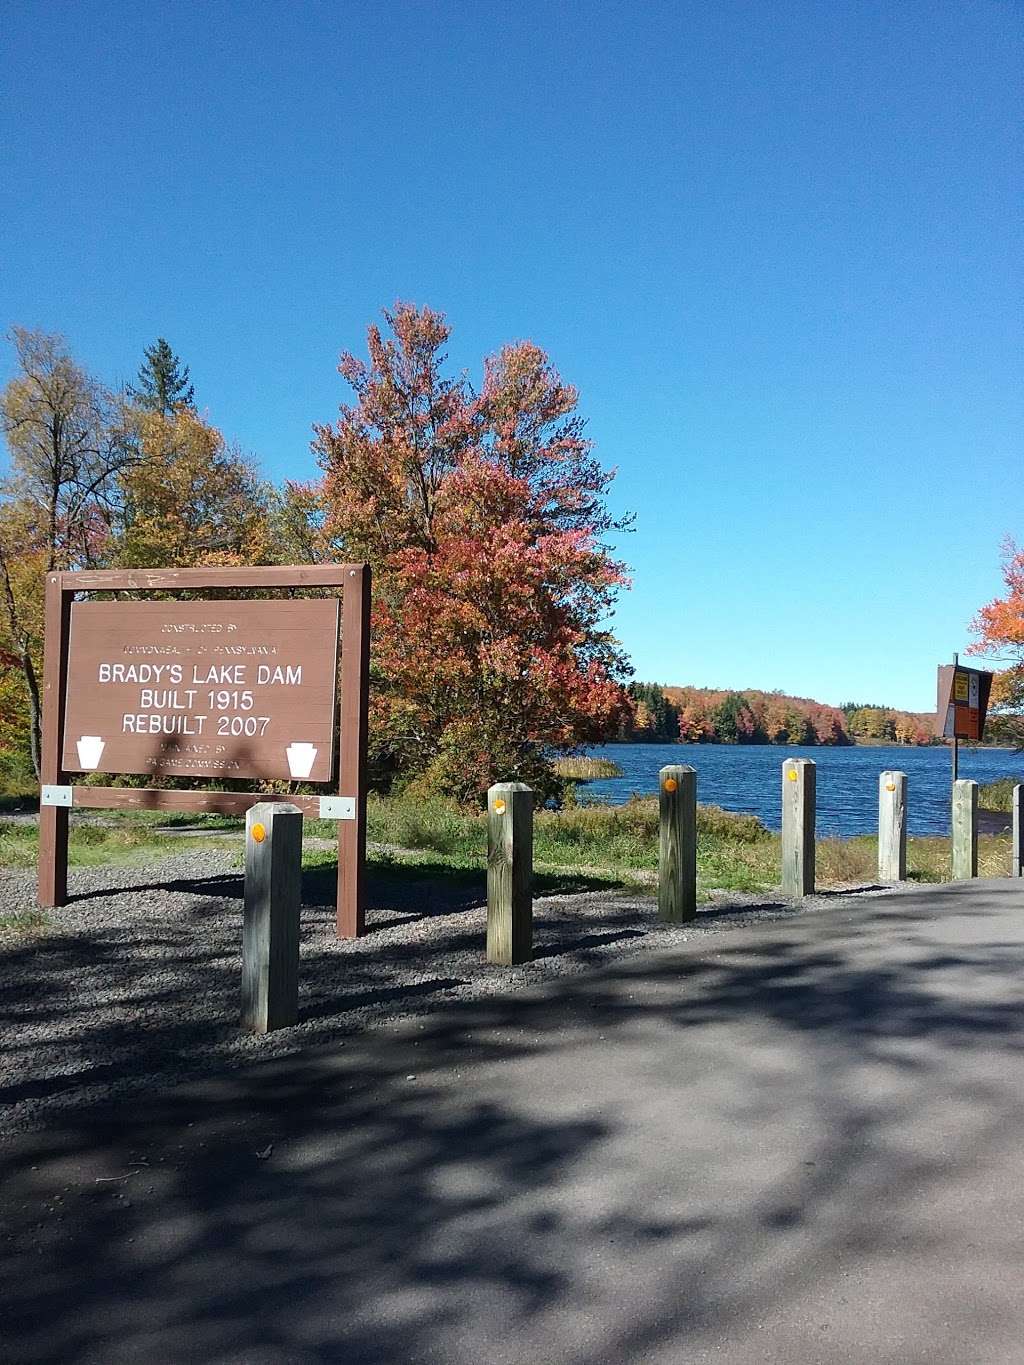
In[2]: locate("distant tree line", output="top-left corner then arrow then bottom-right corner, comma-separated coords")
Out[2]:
620,683 -> 940,747
838,702 -> 938,746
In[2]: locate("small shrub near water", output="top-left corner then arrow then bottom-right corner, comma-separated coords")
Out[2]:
552,756 -> 624,781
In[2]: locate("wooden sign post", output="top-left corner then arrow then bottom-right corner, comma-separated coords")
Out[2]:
781,757 -> 815,898
878,770 -> 907,883
951,778 -> 978,880
486,782 -> 533,965
658,764 -> 697,923
241,801 -> 303,1033
37,564 -> 371,939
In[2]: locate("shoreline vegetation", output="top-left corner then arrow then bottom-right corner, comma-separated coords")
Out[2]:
621,682 -> 945,748
606,736 -> 1016,751
552,756 -> 624,781
974,776 -> 1023,812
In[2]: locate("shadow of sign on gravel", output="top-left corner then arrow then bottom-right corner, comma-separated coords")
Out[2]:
1,881 -> 1022,1363
59,858 -> 630,914
63,870 -> 245,905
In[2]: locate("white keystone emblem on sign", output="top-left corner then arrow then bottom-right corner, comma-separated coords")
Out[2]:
76,736 -> 105,769
286,743 -> 318,778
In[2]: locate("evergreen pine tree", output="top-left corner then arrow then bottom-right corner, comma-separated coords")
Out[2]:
128,338 -> 194,415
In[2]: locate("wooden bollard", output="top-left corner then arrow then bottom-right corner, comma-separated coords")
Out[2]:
241,801 -> 303,1033
487,782 -> 533,965
878,770 -> 907,882
781,758 -> 815,898
1014,785 -> 1023,879
658,764 -> 697,922
951,779 -> 978,880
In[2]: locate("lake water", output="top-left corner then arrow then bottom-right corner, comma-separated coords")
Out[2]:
581,743 -> 1024,837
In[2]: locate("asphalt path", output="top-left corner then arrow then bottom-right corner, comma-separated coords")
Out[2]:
2,877 -> 1023,1363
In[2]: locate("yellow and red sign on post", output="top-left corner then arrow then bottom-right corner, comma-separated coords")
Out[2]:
936,664 -> 992,742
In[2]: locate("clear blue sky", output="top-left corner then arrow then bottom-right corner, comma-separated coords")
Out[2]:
2,1 -> 1020,710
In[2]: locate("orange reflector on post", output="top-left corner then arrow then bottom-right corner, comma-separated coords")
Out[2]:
251,822 -> 267,843
493,799 -> 507,816
663,777 -> 678,793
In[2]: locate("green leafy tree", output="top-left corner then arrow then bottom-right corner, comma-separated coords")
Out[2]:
128,338 -> 195,416
713,693 -> 743,743
627,682 -> 679,740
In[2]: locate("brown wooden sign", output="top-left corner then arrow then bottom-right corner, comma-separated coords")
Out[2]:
936,663 -> 993,742
63,599 -> 339,781
38,564 -> 371,939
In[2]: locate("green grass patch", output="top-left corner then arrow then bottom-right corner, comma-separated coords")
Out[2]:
302,846 -> 626,899
0,821 -> 41,868
978,776 -> 1023,812
362,793 -> 776,894
0,819 -> 234,870
366,794 -> 481,859
0,908 -> 48,938
363,794 -> 1016,893
108,809 -> 242,831
119,810 -> 338,837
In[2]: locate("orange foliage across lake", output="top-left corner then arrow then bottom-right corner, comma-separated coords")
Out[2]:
624,681 -> 938,747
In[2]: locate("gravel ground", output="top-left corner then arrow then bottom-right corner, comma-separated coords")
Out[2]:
0,850 -> 895,1138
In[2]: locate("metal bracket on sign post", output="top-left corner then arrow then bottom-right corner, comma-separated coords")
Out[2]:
319,795 -> 356,821
41,785 -> 73,808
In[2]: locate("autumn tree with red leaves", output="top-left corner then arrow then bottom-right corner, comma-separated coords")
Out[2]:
969,538 -> 1024,748
313,303 -> 632,801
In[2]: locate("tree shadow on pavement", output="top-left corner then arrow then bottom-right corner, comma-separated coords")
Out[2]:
1,881 -> 1023,1362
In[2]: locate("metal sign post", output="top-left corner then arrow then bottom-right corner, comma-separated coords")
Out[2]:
936,656 -> 994,803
